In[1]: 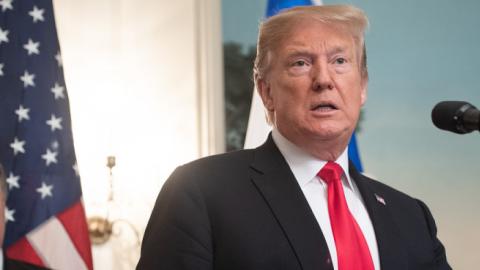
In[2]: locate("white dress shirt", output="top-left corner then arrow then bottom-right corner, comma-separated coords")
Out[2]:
272,129 -> 380,270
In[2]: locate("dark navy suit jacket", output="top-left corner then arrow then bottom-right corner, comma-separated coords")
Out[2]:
4,258 -> 50,270
137,135 -> 451,270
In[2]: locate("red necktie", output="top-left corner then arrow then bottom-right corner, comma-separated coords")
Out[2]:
318,161 -> 374,270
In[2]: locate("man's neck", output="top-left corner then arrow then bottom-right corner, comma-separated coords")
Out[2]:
275,128 -> 350,161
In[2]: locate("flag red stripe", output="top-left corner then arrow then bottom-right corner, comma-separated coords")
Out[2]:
6,237 -> 47,268
57,201 -> 94,270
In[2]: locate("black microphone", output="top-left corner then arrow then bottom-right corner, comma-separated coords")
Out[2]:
431,101 -> 480,134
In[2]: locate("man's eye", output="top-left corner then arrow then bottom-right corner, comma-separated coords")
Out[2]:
292,60 -> 307,66
335,58 -> 346,64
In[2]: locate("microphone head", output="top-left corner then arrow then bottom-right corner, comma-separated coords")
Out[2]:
431,101 -> 476,134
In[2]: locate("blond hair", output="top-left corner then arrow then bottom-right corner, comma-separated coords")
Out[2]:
253,5 -> 369,124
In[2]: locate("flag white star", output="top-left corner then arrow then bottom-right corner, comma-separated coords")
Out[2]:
0,0 -> 13,12
51,83 -> 65,99
46,114 -> 63,131
6,172 -> 20,190
20,70 -> 35,88
41,148 -> 58,166
0,63 -> 4,76
5,207 -> 15,222
37,182 -> 53,199
15,105 -> 30,122
55,51 -> 63,67
10,137 -> 26,155
23,38 -> 40,55
29,5 -> 45,23
0,27 -> 9,44
73,162 -> 79,177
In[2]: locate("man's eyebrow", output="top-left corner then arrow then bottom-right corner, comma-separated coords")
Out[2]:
283,45 -> 349,57
284,48 -> 315,58
327,46 -> 347,56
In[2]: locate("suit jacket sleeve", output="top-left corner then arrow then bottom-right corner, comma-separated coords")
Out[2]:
136,166 -> 213,270
415,199 -> 451,270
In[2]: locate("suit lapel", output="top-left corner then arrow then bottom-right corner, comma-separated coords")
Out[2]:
250,136 -> 333,270
349,163 -> 409,270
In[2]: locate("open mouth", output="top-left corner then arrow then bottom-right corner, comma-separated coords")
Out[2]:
311,103 -> 338,112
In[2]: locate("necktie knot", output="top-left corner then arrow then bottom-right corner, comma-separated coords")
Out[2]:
318,161 -> 344,185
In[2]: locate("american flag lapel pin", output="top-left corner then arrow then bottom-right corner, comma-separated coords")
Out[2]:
375,193 -> 386,206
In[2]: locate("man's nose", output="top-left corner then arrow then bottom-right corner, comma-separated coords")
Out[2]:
312,62 -> 334,91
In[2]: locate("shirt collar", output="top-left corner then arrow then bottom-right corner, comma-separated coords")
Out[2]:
271,128 -> 353,190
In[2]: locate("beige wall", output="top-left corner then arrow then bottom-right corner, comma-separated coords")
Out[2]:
53,0 -> 223,269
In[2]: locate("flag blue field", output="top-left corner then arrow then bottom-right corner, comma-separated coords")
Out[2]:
0,0 -> 92,268
266,0 -> 318,17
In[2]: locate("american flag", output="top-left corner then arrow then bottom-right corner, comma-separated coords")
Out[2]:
0,0 -> 93,269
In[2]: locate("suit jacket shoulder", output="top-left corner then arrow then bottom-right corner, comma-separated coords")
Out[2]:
350,168 -> 451,270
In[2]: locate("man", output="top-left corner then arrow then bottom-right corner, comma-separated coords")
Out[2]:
137,5 -> 451,270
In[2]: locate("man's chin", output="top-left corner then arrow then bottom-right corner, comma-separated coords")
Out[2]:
308,127 -> 352,142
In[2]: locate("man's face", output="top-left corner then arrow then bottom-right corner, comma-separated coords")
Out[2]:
258,19 -> 367,153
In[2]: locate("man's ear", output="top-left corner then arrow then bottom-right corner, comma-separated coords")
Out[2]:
256,77 -> 274,111
360,80 -> 368,106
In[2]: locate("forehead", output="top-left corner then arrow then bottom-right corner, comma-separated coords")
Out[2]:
275,19 -> 356,55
